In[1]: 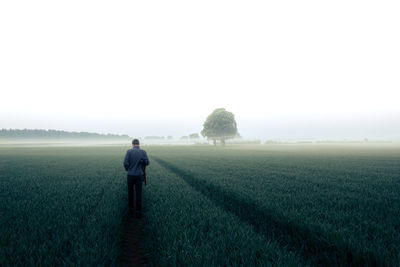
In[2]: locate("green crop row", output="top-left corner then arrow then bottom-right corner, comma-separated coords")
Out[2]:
1,145 -> 399,266
142,159 -> 303,266
0,147 -> 128,266
148,145 -> 400,266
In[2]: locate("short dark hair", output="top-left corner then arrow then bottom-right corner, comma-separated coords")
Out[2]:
132,139 -> 140,145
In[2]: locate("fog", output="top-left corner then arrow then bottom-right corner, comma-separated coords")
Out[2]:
2,112 -> 399,142
1,1 -> 399,142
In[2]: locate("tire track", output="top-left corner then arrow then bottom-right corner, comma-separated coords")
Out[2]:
153,156 -> 382,267
120,211 -> 147,267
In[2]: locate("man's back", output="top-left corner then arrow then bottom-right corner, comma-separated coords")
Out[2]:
123,146 -> 149,176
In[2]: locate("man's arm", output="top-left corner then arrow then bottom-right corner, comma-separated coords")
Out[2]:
123,151 -> 130,171
142,151 -> 150,166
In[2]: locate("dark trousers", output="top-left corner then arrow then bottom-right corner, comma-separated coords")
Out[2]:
127,175 -> 143,211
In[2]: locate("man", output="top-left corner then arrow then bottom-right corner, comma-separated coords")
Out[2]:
123,139 -> 149,218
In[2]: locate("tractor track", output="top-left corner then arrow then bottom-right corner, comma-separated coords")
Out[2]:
119,209 -> 147,266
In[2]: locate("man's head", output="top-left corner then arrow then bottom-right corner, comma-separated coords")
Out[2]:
132,139 -> 140,147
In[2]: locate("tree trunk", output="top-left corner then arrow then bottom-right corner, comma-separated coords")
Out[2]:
213,139 -> 216,146
221,138 -> 225,146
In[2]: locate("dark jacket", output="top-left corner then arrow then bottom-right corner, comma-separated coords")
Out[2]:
123,146 -> 150,176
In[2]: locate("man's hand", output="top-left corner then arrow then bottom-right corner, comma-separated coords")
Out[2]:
142,165 -> 147,186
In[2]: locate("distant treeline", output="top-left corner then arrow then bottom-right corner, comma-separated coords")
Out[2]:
144,134 -> 200,140
144,136 -> 166,140
0,129 -> 131,139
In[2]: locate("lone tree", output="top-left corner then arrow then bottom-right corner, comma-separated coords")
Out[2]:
201,108 -> 238,145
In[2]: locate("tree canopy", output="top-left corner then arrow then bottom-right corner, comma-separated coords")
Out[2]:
201,108 -> 238,145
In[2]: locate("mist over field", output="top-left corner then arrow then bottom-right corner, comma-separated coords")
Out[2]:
2,112 -> 399,143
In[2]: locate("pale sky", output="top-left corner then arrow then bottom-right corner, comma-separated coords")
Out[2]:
1,1 -> 399,140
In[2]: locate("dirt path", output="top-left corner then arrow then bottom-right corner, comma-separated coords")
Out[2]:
120,212 -> 147,267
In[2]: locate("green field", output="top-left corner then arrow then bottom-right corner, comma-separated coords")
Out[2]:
1,145 -> 400,266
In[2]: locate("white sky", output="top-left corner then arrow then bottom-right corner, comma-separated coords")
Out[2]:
1,1 -> 399,139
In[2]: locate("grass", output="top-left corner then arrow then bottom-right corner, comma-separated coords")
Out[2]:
0,147 -> 127,266
1,144 -> 399,266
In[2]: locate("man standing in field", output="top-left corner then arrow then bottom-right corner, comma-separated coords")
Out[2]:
123,139 -> 149,218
